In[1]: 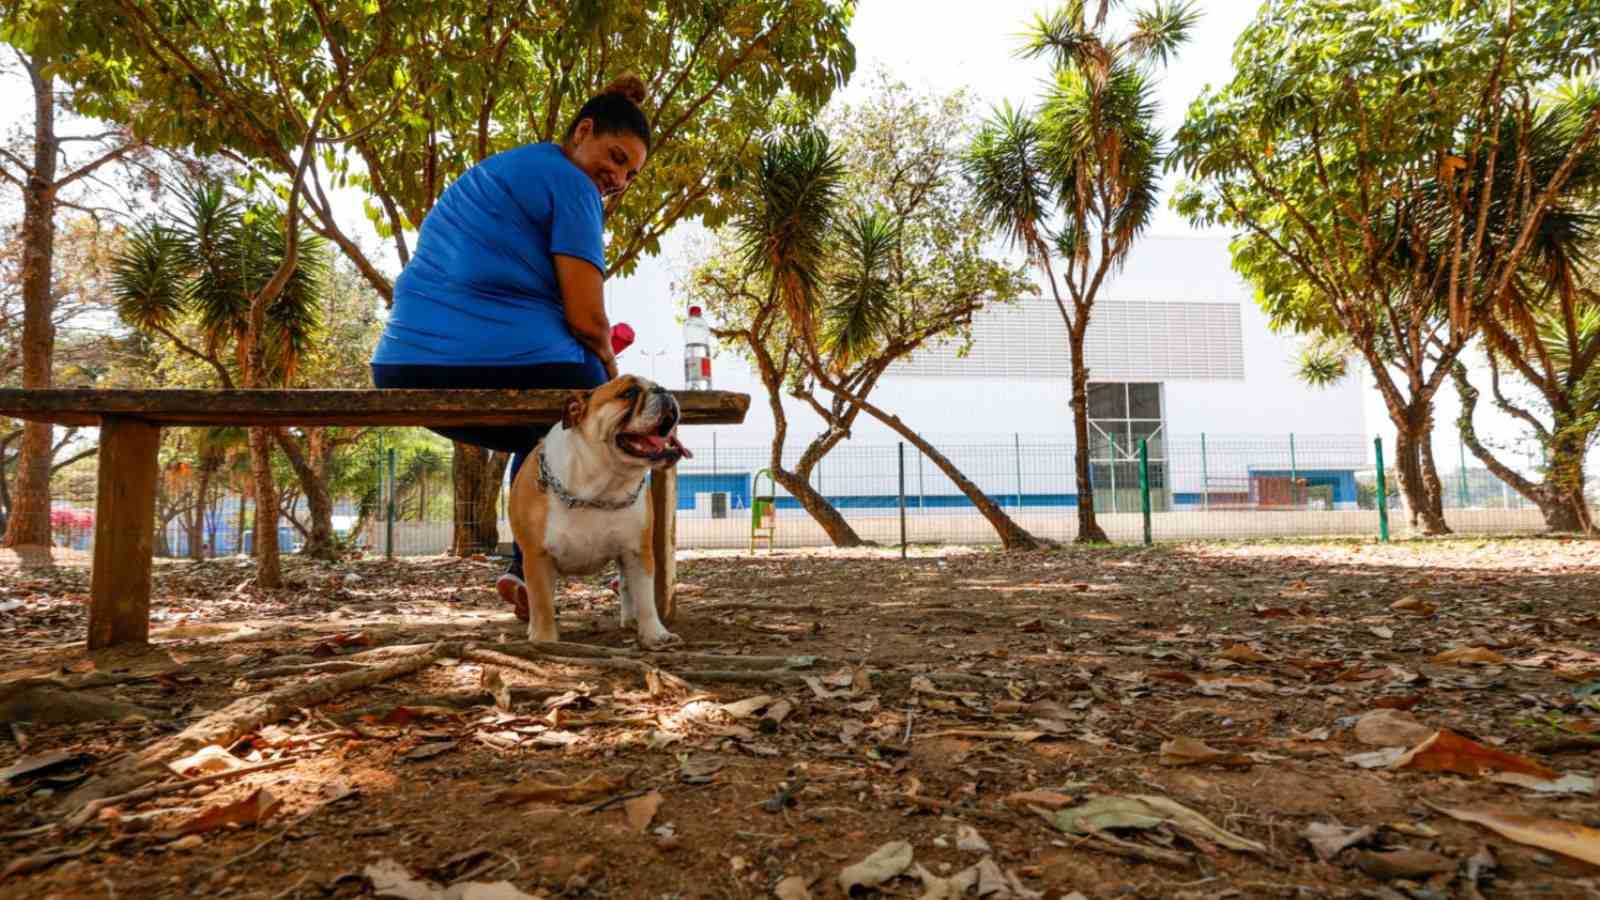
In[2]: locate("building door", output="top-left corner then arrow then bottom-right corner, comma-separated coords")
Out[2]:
1086,382 -> 1169,513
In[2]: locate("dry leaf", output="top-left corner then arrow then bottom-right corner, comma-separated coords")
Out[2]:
721,695 -> 773,718
1159,737 -> 1252,769
838,840 -> 914,894
1218,643 -> 1270,663
955,823 -> 991,853
1433,647 -> 1507,666
0,749 -> 83,783
490,770 -> 628,806
1354,849 -> 1454,881
1490,772 -> 1597,795
1053,795 -> 1267,854
167,787 -> 280,837
167,745 -> 245,777
625,790 -> 663,833
1436,807 -> 1600,867
1391,730 -> 1555,780
918,728 -> 1045,743
1006,790 -> 1076,810
773,874 -> 813,900
1391,596 -> 1437,615
910,862 -> 979,900
1302,822 -> 1376,862
1353,709 -> 1434,747
1346,747 -> 1407,769
482,667 -> 512,711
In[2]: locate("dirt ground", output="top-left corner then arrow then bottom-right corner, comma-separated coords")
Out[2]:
2,537 -> 1600,900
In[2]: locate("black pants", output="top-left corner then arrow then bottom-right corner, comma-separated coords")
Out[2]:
371,359 -> 607,573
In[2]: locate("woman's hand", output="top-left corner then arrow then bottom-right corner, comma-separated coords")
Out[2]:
554,255 -> 617,380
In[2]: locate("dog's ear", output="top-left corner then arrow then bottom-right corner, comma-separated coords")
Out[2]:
562,390 -> 591,429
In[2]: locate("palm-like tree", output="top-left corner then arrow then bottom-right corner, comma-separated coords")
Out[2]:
963,0 -> 1196,543
734,130 -> 1046,550
111,178 -> 325,581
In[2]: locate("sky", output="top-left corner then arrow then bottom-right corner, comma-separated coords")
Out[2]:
0,0 -> 1559,471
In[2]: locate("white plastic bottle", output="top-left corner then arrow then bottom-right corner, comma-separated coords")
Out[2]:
683,305 -> 712,390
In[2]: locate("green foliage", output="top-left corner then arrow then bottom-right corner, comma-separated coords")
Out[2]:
20,0 -> 857,291
110,178 -> 327,386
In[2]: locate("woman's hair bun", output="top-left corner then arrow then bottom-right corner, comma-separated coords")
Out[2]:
601,75 -> 647,105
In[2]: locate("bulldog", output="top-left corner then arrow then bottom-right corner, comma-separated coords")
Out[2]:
505,375 -> 691,649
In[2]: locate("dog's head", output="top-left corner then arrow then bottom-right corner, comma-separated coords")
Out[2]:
562,375 -> 693,469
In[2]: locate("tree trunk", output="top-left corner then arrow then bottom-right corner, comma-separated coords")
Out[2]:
248,426 -> 282,586
771,465 -> 867,547
1418,410 -> 1449,528
1455,365 -> 1594,533
1388,402 -> 1451,536
272,428 -> 339,560
237,488 -> 249,556
188,465 -> 210,560
1068,325 -> 1109,543
450,441 -> 497,556
834,398 -> 1040,550
482,451 -> 510,538
1,56 -> 59,558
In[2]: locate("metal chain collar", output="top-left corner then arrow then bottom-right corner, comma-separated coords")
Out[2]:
536,445 -> 647,511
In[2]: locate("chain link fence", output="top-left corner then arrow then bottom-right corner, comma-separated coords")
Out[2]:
32,431 -> 1579,562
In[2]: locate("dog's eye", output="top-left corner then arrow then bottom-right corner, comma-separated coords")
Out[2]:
621,387 -> 640,401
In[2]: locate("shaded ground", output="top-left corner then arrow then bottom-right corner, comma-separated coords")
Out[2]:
2,537 -> 1599,899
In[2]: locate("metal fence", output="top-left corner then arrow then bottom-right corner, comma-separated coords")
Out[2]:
31,431 -> 1581,563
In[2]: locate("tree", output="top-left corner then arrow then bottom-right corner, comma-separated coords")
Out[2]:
0,35 -> 145,556
1172,0 -> 1600,534
111,179 -> 325,583
962,0 -> 1197,543
38,0 -> 856,555
689,77 -> 1033,547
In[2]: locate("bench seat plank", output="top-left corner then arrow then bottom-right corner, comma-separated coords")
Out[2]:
0,388 -> 750,427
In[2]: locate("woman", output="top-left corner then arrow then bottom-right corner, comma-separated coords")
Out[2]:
370,76 -> 650,617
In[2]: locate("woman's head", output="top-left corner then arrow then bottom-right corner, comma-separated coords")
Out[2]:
563,75 -> 651,198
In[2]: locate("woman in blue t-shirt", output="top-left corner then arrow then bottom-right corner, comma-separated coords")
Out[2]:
370,76 -> 650,617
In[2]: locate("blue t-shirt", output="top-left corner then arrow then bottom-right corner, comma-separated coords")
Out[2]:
372,143 -> 606,366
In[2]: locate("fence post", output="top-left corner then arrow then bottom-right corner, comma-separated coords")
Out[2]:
1201,432 -> 1210,511
386,447 -> 396,560
1374,437 -> 1390,543
1289,432 -> 1298,506
1457,437 -> 1469,508
917,450 -> 924,510
712,432 -> 718,480
1108,433 -> 1119,514
1139,438 -> 1152,546
898,442 -> 907,560
1014,432 -> 1023,511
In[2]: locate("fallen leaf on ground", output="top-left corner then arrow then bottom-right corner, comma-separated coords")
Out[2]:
1302,822 -> 1376,862
773,874 -> 812,900
166,787 -> 280,837
1218,643 -> 1270,663
1346,747 -> 1408,769
364,858 -> 540,900
1433,647 -> 1507,666
403,742 -> 457,761
918,728 -> 1045,743
0,749 -> 84,783
838,840 -> 913,894
625,790 -> 662,833
910,863 -> 978,900
1005,790 -> 1076,810
955,823 -> 991,853
1159,737 -> 1253,768
720,695 -> 772,718
168,745 -> 247,776
1052,794 -> 1267,854
1391,596 -> 1437,615
482,667 -> 512,711
490,770 -> 628,806
1,838 -> 98,881
1433,807 -> 1600,867
1354,709 -> 1434,747
1392,730 -> 1556,780
1354,848 -> 1455,881
1373,694 -> 1423,711
1489,772 -> 1597,796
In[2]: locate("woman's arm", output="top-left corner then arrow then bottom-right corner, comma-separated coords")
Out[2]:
554,254 -> 618,380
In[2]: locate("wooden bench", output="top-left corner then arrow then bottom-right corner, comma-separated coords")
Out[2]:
0,388 -> 749,649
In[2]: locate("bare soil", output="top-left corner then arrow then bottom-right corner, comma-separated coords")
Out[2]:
2,537 -> 1599,899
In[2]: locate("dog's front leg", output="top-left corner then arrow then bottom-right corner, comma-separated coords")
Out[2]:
525,554 -> 560,643
619,551 -> 678,649
614,565 -> 636,631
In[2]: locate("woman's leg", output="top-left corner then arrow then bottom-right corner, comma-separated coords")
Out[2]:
372,358 -> 608,611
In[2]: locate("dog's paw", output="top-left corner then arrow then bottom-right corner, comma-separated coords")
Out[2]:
528,625 -> 560,644
619,612 -> 638,630
637,626 -> 680,650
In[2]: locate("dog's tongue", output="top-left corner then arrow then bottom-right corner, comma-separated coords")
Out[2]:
668,433 -> 693,459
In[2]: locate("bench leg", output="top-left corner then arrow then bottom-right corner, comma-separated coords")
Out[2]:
88,417 -> 160,650
649,468 -> 677,624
